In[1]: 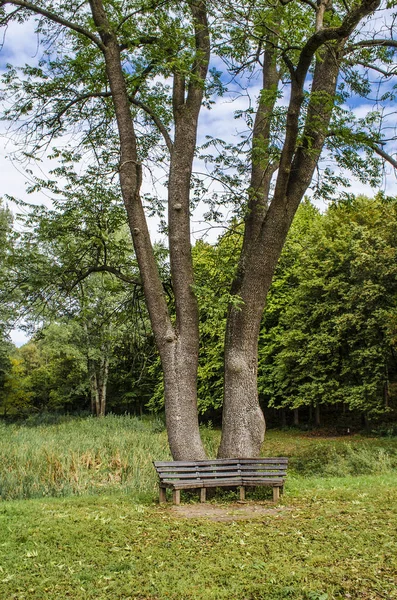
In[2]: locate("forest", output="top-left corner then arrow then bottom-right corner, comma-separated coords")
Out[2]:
1,192 -> 397,433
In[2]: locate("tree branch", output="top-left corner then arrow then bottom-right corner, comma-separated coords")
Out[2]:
69,265 -> 141,291
129,97 -> 173,152
328,130 -> 397,169
371,144 -> 397,169
279,0 -> 317,9
347,38 -> 397,52
49,90 -> 173,152
344,59 -> 397,77
0,0 -> 105,50
296,0 -> 381,84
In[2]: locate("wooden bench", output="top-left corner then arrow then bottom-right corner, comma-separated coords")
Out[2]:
153,458 -> 288,505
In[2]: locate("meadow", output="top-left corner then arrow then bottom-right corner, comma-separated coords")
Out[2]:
0,415 -> 396,599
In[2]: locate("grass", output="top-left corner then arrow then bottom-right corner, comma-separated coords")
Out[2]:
0,415 -> 396,501
0,474 -> 396,599
0,416 -> 396,599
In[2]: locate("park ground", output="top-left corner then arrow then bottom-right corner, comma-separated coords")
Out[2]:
0,416 -> 396,599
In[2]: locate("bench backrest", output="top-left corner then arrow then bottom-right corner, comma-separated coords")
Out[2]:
153,458 -> 288,482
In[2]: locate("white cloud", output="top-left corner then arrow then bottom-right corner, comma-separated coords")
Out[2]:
9,329 -> 29,348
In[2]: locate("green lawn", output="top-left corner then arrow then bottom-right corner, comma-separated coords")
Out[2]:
0,417 -> 396,599
1,475 -> 396,599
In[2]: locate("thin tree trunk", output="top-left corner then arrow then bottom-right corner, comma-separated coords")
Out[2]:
88,358 -> 100,416
315,404 -> 321,427
98,349 -> 109,417
293,409 -> 299,427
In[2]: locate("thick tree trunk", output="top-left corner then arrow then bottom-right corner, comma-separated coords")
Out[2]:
218,335 -> 265,457
162,338 -> 206,460
220,39 -> 345,458
88,0 -> 209,459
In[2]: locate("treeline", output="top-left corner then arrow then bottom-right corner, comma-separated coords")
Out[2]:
1,194 -> 397,431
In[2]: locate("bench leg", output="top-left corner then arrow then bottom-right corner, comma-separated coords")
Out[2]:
239,486 -> 245,501
173,489 -> 181,505
200,488 -> 206,503
273,486 -> 280,502
159,486 -> 167,504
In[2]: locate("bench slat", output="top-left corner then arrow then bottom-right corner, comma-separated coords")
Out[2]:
161,478 -> 285,489
154,458 -> 288,468
156,471 -> 285,479
156,464 -> 287,473
162,478 -> 244,489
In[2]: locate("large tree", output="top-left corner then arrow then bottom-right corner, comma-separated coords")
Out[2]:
1,0 -> 396,458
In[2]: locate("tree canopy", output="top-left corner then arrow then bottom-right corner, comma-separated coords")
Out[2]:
1,0 -> 396,456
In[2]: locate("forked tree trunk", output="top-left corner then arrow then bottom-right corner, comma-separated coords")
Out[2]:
88,0 -> 209,459
220,36 -> 347,457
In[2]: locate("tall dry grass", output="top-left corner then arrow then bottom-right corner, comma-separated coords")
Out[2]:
1,415 -> 396,501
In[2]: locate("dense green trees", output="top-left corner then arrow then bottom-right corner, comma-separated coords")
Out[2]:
191,196 -> 397,426
2,195 -> 397,428
1,166 -> 158,416
259,195 -> 397,422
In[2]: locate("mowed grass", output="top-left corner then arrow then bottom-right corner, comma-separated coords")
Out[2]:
0,475 -> 396,599
0,416 -> 397,599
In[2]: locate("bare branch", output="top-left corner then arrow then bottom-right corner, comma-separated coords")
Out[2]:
69,265 -> 141,291
0,0 -> 105,50
279,0 -> 317,9
129,97 -> 173,152
344,59 -> 397,77
348,38 -> 397,52
372,144 -> 397,170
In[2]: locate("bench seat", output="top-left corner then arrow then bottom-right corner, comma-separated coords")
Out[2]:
153,458 -> 288,504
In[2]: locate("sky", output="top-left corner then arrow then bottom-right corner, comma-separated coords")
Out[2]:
1,4 -> 396,347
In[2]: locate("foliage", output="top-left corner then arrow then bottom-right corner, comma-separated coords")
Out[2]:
0,199 -> 15,406
4,163 -> 161,416
259,195 -> 397,417
1,0 -> 397,457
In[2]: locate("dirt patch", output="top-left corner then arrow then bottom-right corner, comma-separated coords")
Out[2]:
169,502 -> 290,522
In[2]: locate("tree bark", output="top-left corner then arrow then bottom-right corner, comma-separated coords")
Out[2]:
219,37 -> 346,457
88,358 -> 100,417
88,0 -> 209,459
315,404 -> 321,427
97,345 -> 109,417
